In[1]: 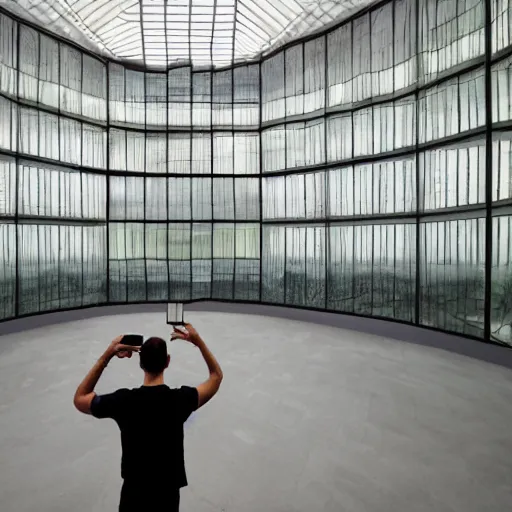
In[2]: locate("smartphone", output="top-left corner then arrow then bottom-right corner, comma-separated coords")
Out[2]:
121,334 -> 144,347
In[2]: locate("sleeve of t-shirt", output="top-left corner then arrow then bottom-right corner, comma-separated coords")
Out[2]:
90,389 -> 127,420
178,386 -> 199,422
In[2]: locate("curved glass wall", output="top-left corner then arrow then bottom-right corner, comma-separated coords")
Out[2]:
0,0 -> 512,347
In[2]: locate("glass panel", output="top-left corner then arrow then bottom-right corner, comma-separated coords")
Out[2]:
19,25 -> 39,103
212,69 -> 233,127
304,37 -> 325,113
213,133 -> 234,174
192,72 -> 211,127
353,14 -> 371,103
125,70 -> 145,126
328,223 -> 416,321
18,223 -> 106,314
0,98 -> 17,152
262,126 -> 286,173
60,118 -> 82,166
419,0 -> 484,83
420,217 -> 485,337
168,67 -> 191,127
234,133 -> 259,175
492,0 -> 512,54
60,44 -> 82,116
493,132 -> 512,202
233,64 -> 259,127
82,125 -> 107,169
0,223 -> 16,319
109,223 -> 146,302
328,23 -> 352,107
395,0 -> 417,92
262,225 -> 285,303
146,223 -> 168,300
82,55 -> 107,121
109,63 -> 126,124
192,223 -> 212,299
285,44 -> 304,117
327,113 -> 352,162
213,223 -> 235,299
169,223 -> 191,301
146,133 -> 167,173
0,14 -> 17,97
371,3 -> 393,98
491,214 -> 512,346
262,53 -> 285,122
0,156 -> 15,216
492,56 -> 512,123
145,73 -> 167,128
329,158 -> 416,217
145,178 -> 167,220
234,224 -> 260,301
420,139 -> 486,210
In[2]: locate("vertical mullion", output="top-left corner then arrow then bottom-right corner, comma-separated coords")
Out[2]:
80,53 -> 84,305
415,0 -> 421,325
258,62 -> 263,303
57,73 -> 62,309
484,0 -> 493,341
189,70 -> 193,301
106,63 -> 110,304
14,21 -> 20,318
393,223 -> 397,319
324,33 -> 329,311
304,180 -> 307,306
210,72 -> 214,300
124,69 -> 128,302
231,69 -> 236,300
166,71 -> 170,301
143,72 -> 148,301
284,50 -> 288,170
302,41 -> 305,116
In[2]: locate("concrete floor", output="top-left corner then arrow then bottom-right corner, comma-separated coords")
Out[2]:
0,312 -> 512,512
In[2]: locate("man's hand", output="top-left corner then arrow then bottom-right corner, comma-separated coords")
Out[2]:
74,335 -> 140,416
170,324 -> 201,347
107,335 -> 142,359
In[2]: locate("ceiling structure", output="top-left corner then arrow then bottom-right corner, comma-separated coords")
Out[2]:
0,0 -> 375,68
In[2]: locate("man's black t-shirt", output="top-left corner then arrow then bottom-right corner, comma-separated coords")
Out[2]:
90,384 -> 198,488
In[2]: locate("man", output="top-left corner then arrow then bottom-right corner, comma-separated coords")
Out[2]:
73,323 -> 223,512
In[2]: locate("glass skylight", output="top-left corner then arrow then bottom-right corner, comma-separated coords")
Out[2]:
0,0 -> 375,68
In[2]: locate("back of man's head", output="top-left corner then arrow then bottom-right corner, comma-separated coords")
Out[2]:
140,337 -> 168,374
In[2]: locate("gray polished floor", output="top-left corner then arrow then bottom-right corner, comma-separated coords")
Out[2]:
0,311 -> 512,512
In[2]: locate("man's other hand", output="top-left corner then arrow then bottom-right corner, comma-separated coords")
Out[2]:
107,335 -> 142,359
170,324 -> 201,346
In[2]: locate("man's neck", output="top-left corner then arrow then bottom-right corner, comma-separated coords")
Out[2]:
143,373 -> 165,386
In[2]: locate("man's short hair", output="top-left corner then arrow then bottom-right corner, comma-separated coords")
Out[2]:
140,337 -> 168,374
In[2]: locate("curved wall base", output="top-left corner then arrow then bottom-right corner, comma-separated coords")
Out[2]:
1,302 -> 511,369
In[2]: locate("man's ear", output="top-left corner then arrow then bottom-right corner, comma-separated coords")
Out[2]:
165,354 -> 171,369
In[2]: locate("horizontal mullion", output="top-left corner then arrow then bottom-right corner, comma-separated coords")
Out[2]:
491,46 -> 512,67
491,121 -> 512,133
419,208 -> 486,223
16,216 -> 106,226
111,257 -> 259,261
1,91 -> 108,129
108,170 -> 260,178
108,122 -> 259,133
109,218 -> 260,223
264,213 -> 417,226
